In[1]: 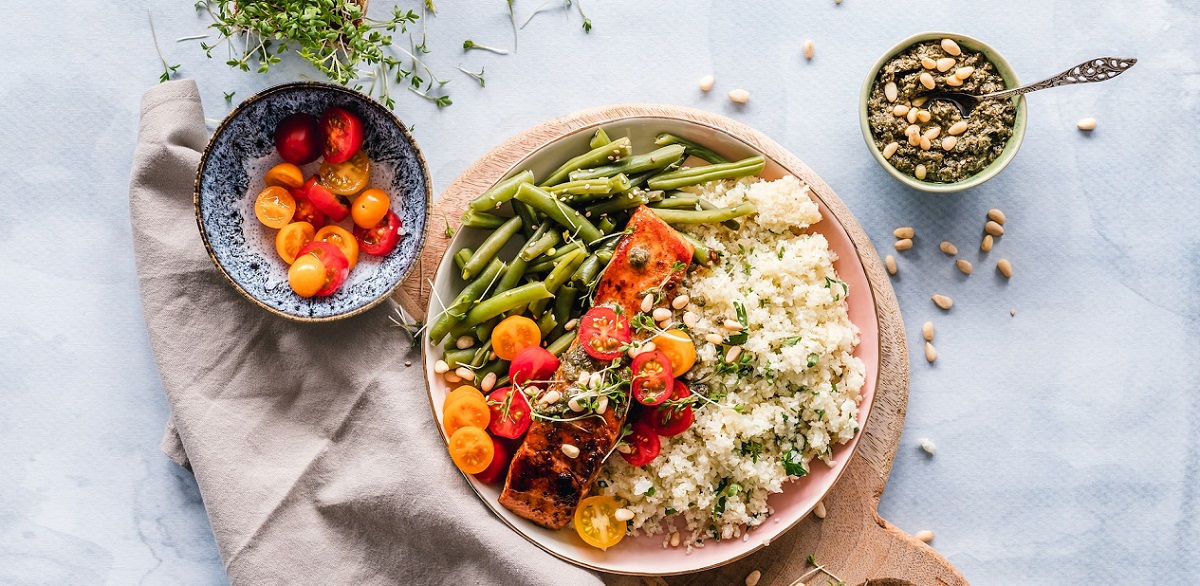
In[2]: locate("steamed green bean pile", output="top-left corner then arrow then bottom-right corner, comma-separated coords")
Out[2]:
429,130 -> 766,386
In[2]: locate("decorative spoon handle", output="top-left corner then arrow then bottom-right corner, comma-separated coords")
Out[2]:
983,57 -> 1137,100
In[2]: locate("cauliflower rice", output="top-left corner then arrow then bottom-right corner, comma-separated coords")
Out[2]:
594,175 -> 865,545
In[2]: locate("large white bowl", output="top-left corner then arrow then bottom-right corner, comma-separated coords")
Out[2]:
423,116 -> 881,575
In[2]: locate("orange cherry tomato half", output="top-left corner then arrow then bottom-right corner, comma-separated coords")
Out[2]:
448,426 -> 494,475
303,176 -> 350,222
351,188 -> 390,229
472,434 -> 512,485
574,496 -> 627,550
442,393 -> 491,437
319,150 -> 370,196
293,241 -> 349,297
353,209 -> 402,256
443,385 -> 484,412
492,315 -> 542,361
264,162 -> 305,190
320,107 -> 365,164
314,225 -> 359,270
275,221 -> 315,265
287,255 -> 326,298
651,328 -> 696,375
254,186 -> 296,229
289,188 -> 326,229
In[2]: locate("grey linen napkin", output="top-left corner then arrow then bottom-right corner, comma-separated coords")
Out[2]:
129,79 -> 611,586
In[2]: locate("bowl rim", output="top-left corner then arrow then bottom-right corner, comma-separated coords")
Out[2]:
193,80 -> 432,323
858,31 -> 1028,194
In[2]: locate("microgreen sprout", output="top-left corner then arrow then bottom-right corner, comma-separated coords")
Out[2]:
223,91 -> 236,103
148,10 -> 180,83
462,39 -> 510,55
457,65 -> 486,87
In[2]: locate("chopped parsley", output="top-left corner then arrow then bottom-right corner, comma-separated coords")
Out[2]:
739,441 -> 764,463
783,335 -> 804,346
782,448 -> 808,477
807,353 -> 820,368
644,486 -> 656,497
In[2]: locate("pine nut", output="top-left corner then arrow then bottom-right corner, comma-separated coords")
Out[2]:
813,501 -> 827,519
892,104 -> 909,117
561,444 -> 580,458
907,108 -> 919,124
908,131 -> 922,147
921,57 -> 937,70
894,226 -> 914,239
915,164 -> 927,180
906,123 -> 921,137
919,72 -> 935,90
652,308 -> 672,322
455,367 -> 475,381
945,75 -> 963,87
917,109 -> 932,123
894,238 -> 913,251
672,295 -> 690,310
564,318 -> 578,331
724,319 -> 743,331
481,372 -> 497,392
985,220 -> 1005,237
596,395 -> 608,414
939,241 -> 958,255
919,438 -> 937,454
955,66 -> 974,79
617,444 -> 632,454
614,508 -> 634,522
981,234 -> 994,251
941,135 -> 958,151
885,254 -> 897,275
1010,309 -> 1017,316
941,38 -> 961,56
725,346 -> 743,363
988,208 -> 1006,224
997,258 -> 1013,278
728,88 -> 750,103
456,336 -> 475,349
745,570 -> 762,586
922,321 -> 934,341
539,390 -> 562,405
884,81 -> 898,102
925,341 -> 937,362
923,126 -> 941,140
698,74 -> 715,92
669,531 -> 680,547
919,136 -> 932,151
433,360 -> 450,374
936,57 -> 955,72
589,372 -> 603,389
1077,117 -> 1097,131
948,120 -> 968,135
705,333 -> 724,345
912,96 -> 927,107
932,294 -> 953,309
641,294 -> 654,313
683,311 -> 698,328
568,396 -> 585,412
578,370 -> 591,386
915,529 -> 935,542
444,372 -> 462,383
803,39 -> 815,60
882,141 -> 899,158
956,259 -> 973,274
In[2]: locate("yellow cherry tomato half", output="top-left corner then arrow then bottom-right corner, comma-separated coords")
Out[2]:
351,188 -> 391,229
448,426 -> 494,475
318,150 -> 370,196
443,385 -> 484,412
254,186 -> 296,229
442,393 -> 491,437
314,225 -> 359,270
492,315 -> 542,361
263,162 -> 305,189
287,254 -> 326,298
574,495 -> 627,550
275,221 -> 316,264
651,328 -> 697,375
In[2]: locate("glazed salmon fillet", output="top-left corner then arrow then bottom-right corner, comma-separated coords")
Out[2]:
499,206 -> 694,529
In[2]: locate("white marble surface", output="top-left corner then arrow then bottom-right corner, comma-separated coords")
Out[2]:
1,1 -> 1197,584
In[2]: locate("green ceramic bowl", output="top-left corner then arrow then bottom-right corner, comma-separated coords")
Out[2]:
859,32 -> 1027,193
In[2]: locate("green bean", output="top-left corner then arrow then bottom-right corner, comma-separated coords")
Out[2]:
597,217 -> 617,234
453,248 -> 473,271
589,128 -> 611,150
597,248 -> 614,264
462,215 -> 522,280
460,210 -> 509,229
478,358 -> 510,380
462,282 -> 553,328
647,156 -> 766,190
475,320 -> 495,341
519,225 -> 562,261
468,170 -> 536,212
546,331 -> 577,357
649,195 -> 701,210
494,256 -> 528,295
699,197 -> 742,230
548,175 -> 633,205
654,133 -> 729,164
571,254 -> 602,285
511,200 -> 539,239
537,311 -> 557,337
539,137 -> 633,187
677,230 -> 715,266
650,201 -> 757,225
470,339 -> 494,368
568,145 -> 686,182
584,189 -> 664,216
427,258 -> 506,343
514,183 -> 603,243
525,241 -> 587,273
530,248 -> 585,316
443,348 -> 476,368
551,285 -> 578,334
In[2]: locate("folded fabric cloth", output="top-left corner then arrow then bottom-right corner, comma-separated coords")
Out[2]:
129,79 -> 612,586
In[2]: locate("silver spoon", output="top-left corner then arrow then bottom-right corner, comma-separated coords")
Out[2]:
923,56 -> 1137,118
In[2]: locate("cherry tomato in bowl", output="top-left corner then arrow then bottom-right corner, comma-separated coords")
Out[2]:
509,346 -> 560,389
275,221 -> 315,265
288,255 -> 327,298
578,307 -> 631,361
644,381 -> 695,437
487,387 -> 532,439
289,188 -> 326,229
314,225 -> 359,270
274,113 -> 323,165
303,176 -> 351,222
631,350 -> 674,406
321,107 -> 365,164
264,162 -> 305,189
254,186 -> 296,229
351,188 -> 390,229
619,421 -> 661,467
354,209 -> 402,256
293,241 -> 349,297
319,150 -> 370,196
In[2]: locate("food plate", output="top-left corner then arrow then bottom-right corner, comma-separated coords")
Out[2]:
422,114 -> 880,575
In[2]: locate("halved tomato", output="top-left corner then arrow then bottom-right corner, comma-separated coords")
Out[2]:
493,315 -> 541,361
303,176 -> 350,222
353,209 -> 402,256
619,421 -> 660,467
578,307 -> 631,361
448,426 -> 494,475
509,346 -> 559,389
487,387 -> 532,439
319,150 -> 370,196
314,225 -> 359,270
651,328 -> 696,375
644,381 -> 694,437
574,495 -> 627,550
443,392 -> 491,437
275,221 -> 315,264
321,107 -> 365,164
293,241 -> 349,297
631,350 -> 674,406
289,188 -> 326,229
473,433 -> 513,484
254,186 -> 295,229
264,162 -> 305,190
288,255 -> 326,298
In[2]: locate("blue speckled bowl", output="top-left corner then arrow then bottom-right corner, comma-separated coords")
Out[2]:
195,82 -> 431,322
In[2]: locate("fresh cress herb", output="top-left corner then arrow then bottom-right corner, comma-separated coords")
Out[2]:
457,65 -> 486,87
148,10 -> 181,83
462,39 -> 509,55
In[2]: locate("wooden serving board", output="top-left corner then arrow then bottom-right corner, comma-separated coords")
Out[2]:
393,105 -> 968,586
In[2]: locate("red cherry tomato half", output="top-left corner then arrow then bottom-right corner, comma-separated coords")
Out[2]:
294,241 -> 349,297
578,307 -> 632,361
274,113 -> 323,165
289,188 -> 327,229
644,381 -> 695,437
473,433 -> 513,485
487,387 -> 532,440
321,107 -> 365,164
303,176 -> 350,222
508,346 -> 560,389
353,209 -> 402,256
631,350 -> 674,406
619,421 -> 661,467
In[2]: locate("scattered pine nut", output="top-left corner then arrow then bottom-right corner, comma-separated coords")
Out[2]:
683,311 -> 698,329
728,88 -> 751,104
723,319 -> 744,331
919,72 -> 935,90
941,135 -> 958,151
922,321 -> 934,341
614,508 -> 634,522
932,294 -> 953,310
948,120 -> 968,136
745,570 -> 762,586
925,341 -> 937,362
997,258 -> 1013,278
882,142 -> 899,159
894,238 -> 913,251
892,104 -> 910,117
915,164 -> 927,180
921,57 -> 937,70
919,136 -> 932,151
915,529 -> 935,543
912,96 -> 928,107
803,39 -> 815,60
980,234 -> 994,252
698,74 -> 715,92
908,131 -> 922,147
561,444 -> 580,458
893,226 -> 914,239
919,438 -> 937,454
564,318 -> 578,331
481,372 -> 497,392
939,241 -> 957,255
885,254 -> 897,275
652,307 -> 672,322
917,109 -> 932,123
404,360 -> 412,367
444,372 -> 462,383
669,531 -> 681,547
813,500 -> 827,519
936,57 -> 955,72
705,333 -> 724,345
988,208 -> 1006,224
455,336 -> 475,349
596,395 -> 608,414
433,360 -> 450,374
1077,117 -> 1097,131
1010,309 -> 1016,316
885,82 -> 899,102
672,295 -> 690,310
955,66 -> 975,79
956,259 -> 973,275
944,75 -> 963,87
725,345 -> 743,363
539,390 -> 562,405
940,38 -> 961,56
923,126 -> 941,141
907,108 -> 920,124
455,367 -> 475,381
985,220 -> 1005,237
641,294 -> 654,313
